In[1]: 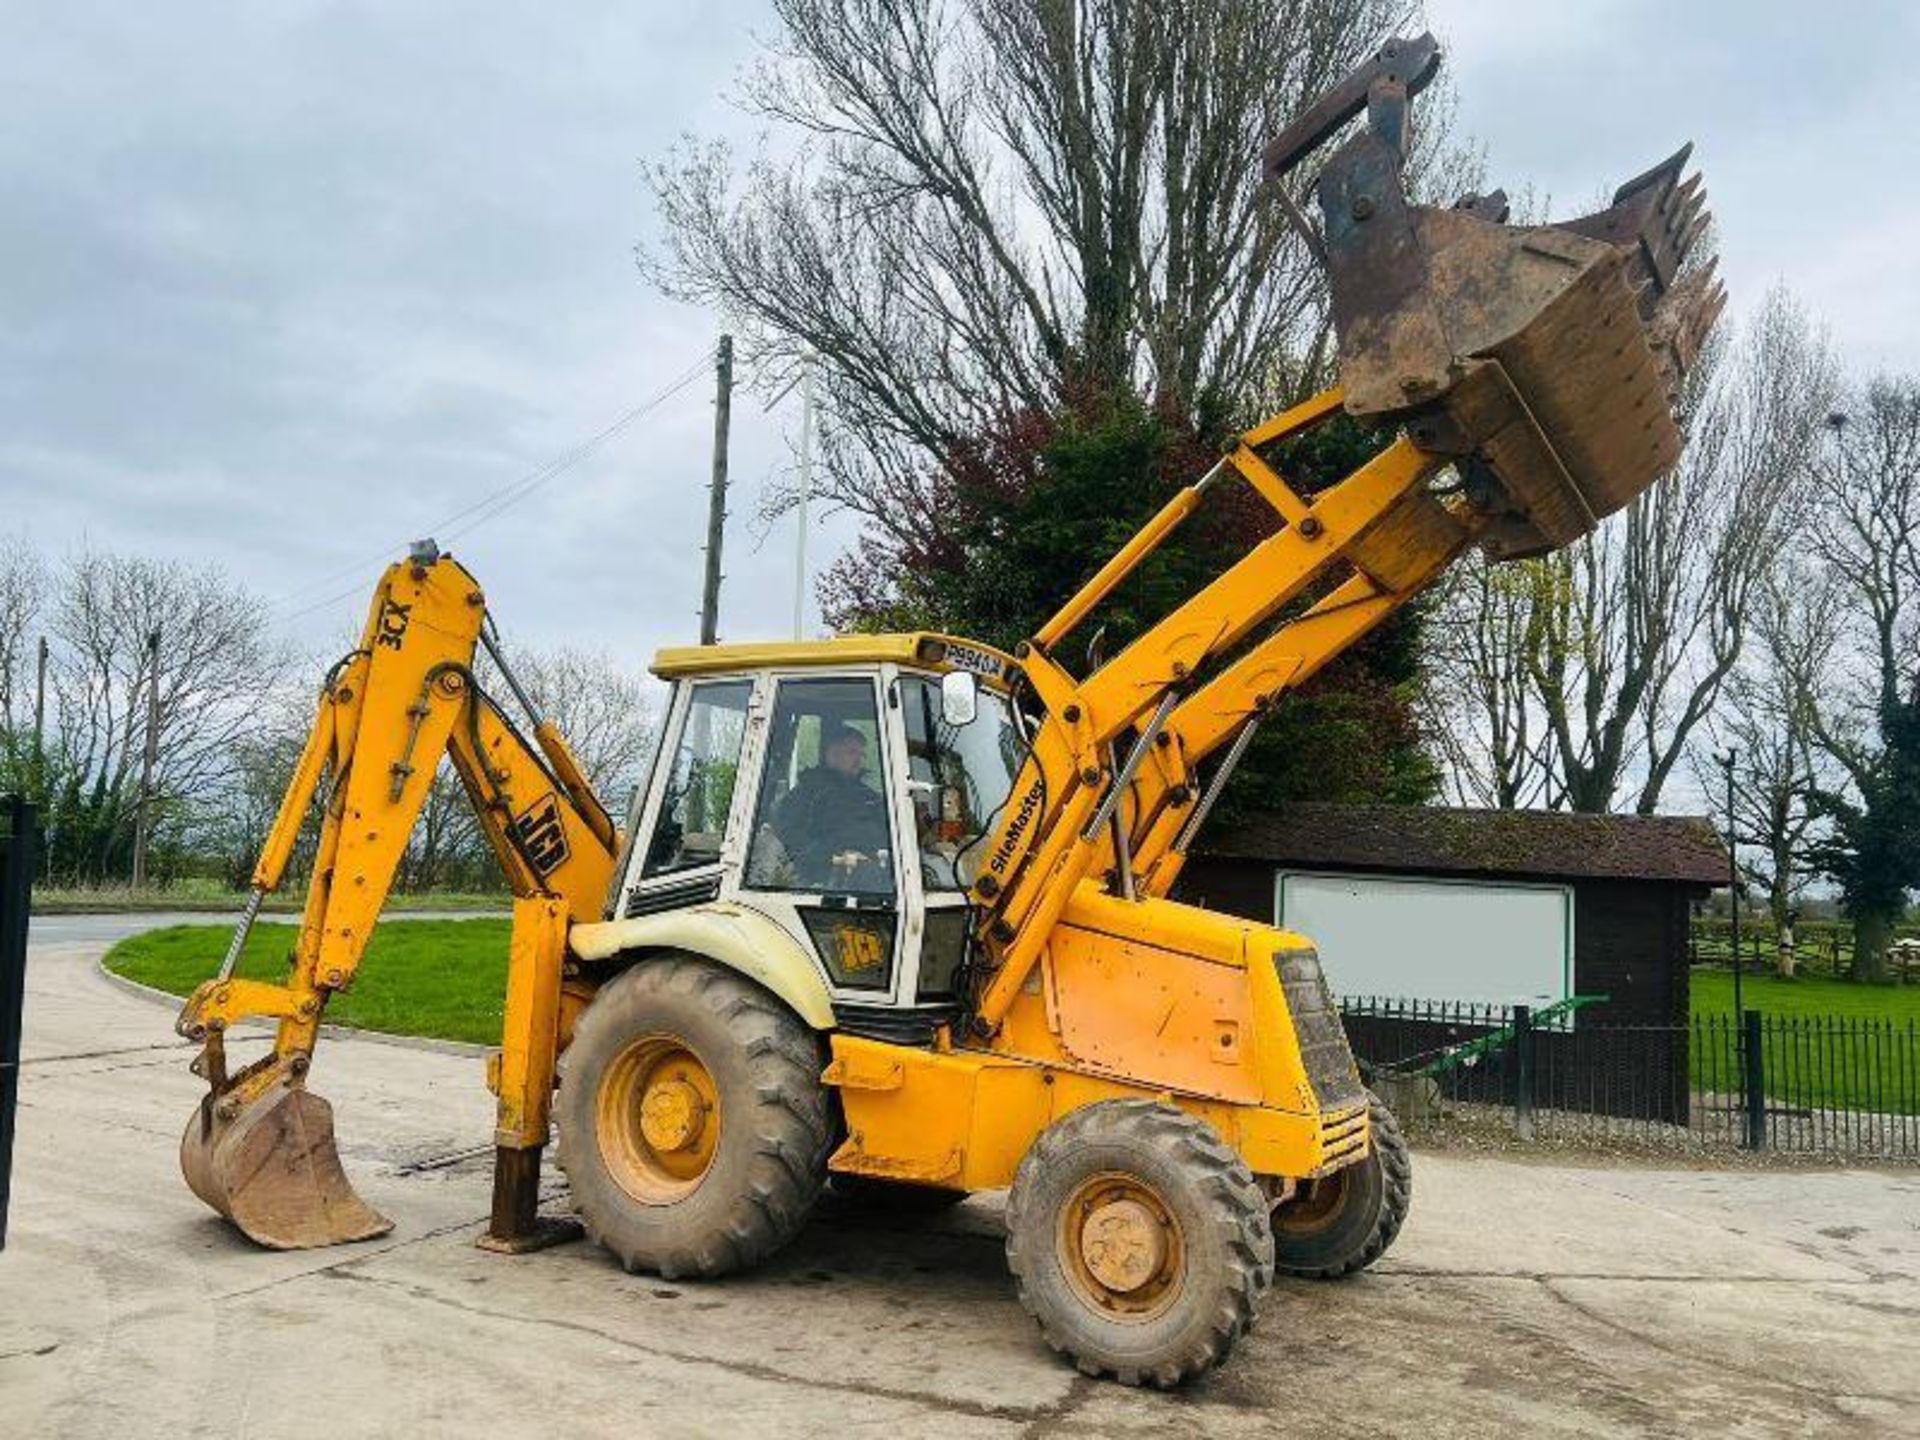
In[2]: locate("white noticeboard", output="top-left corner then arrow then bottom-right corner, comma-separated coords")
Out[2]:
1275,870 -> 1573,1007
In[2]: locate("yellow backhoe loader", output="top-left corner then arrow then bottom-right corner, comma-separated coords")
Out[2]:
173,36 -> 1722,1385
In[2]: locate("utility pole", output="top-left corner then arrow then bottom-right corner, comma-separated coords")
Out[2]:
132,628 -> 161,889
792,354 -> 815,640
699,334 -> 734,646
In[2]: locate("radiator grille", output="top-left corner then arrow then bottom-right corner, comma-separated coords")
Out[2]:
1275,948 -> 1367,1112
1316,1105 -> 1371,1172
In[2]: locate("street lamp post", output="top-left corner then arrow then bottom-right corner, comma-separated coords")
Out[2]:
1717,748 -> 1742,1018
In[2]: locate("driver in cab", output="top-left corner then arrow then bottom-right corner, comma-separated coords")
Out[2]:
772,723 -> 891,891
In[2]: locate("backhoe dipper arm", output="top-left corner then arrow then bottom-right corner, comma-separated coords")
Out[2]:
174,546 -> 616,1250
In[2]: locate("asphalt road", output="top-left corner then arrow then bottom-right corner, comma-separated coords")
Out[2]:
5,912 -> 1919,1438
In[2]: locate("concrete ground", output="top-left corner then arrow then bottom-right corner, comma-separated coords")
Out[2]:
5,914 -> 1919,1439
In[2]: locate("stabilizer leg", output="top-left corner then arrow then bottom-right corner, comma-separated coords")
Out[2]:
479,1144 -> 580,1254
477,896 -> 582,1254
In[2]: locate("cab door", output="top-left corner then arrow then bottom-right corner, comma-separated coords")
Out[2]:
733,673 -> 907,1010
887,670 -> 976,1015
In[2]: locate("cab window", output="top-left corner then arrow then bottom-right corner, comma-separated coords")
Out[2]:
744,677 -> 895,896
641,680 -> 752,877
898,674 -> 1023,890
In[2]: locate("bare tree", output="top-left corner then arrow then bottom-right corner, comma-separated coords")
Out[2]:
198,693 -> 319,889
506,645 -> 658,799
0,537 -> 45,775
1429,288 -> 1837,814
1796,375 -> 1920,979
1704,568 -> 1840,974
645,0 -> 1463,551
1420,555 -> 1553,808
45,549 -> 291,882
398,765 -> 486,893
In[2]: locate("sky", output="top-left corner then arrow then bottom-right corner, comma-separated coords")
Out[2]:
5,2 -> 1915,701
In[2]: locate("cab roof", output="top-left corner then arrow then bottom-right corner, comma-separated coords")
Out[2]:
650,632 -> 1016,688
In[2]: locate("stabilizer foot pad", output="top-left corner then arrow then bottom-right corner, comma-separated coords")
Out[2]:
476,1215 -> 585,1255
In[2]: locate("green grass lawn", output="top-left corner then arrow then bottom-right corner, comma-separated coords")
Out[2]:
1690,969 -> 1919,1116
106,918 -> 511,1046
39,880 -> 510,915
1691,969 -> 1920,1022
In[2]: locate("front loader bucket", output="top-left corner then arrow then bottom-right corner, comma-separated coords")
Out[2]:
181,1080 -> 393,1250
1267,34 -> 1726,559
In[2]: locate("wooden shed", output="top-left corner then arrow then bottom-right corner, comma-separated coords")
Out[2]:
1177,803 -> 1731,1122
1180,802 -> 1729,1021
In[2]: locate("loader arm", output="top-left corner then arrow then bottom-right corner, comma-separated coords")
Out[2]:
960,34 -> 1723,1035
175,545 -> 617,1249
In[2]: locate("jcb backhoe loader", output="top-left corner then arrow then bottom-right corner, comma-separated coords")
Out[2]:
174,36 -> 1722,1384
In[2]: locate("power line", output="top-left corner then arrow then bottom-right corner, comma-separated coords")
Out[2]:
441,359 -> 711,547
270,347 -> 717,621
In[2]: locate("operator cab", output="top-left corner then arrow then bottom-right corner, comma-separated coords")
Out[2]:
615,635 -> 1024,1039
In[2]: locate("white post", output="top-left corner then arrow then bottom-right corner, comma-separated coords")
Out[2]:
792,355 -> 816,640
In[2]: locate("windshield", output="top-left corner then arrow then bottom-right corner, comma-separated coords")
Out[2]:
899,673 -> 1024,891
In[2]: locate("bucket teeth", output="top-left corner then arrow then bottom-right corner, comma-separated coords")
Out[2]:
1559,146 -> 1708,299
1264,37 -> 1725,561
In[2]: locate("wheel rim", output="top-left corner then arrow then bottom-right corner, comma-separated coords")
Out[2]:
595,1033 -> 721,1204
1056,1172 -> 1185,1323
1274,1167 -> 1353,1236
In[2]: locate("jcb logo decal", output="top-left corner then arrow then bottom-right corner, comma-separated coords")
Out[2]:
836,925 -> 887,974
375,597 -> 412,651
509,793 -> 571,877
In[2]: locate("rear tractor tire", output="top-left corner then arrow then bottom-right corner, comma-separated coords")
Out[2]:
555,955 -> 832,1281
1270,1090 -> 1411,1280
1005,1100 -> 1274,1388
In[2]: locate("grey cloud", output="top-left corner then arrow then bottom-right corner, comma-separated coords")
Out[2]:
3,0 -> 1907,702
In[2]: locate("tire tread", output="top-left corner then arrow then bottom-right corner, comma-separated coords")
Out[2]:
555,954 -> 831,1280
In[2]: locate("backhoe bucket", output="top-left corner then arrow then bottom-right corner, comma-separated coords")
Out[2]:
1267,34 -> 1726,559
180,1071 -> 393,1250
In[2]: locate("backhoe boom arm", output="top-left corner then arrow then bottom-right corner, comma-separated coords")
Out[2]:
175,546 -> 617,1249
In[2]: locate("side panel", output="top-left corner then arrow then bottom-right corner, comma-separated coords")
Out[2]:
1047,926 -> 1262,1104
827,1036 -> 1348,1189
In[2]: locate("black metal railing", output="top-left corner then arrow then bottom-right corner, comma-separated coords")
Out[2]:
1339,996 -> 1920,1161
0,797 -> 38,1249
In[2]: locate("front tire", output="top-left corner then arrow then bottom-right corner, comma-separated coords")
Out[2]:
1005,1101 -> 1274,1388
555,955 -> 832,1280
1270,1090 -> 1412,1279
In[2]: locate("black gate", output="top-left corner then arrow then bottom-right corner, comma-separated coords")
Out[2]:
0,797 -> 36,1250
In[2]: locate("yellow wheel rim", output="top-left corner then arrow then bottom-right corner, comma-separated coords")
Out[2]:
595,1034 -> 721,1204
1057,1172 -> 1185,1323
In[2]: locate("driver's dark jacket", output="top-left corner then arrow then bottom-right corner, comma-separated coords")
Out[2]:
770,765 -> 890,885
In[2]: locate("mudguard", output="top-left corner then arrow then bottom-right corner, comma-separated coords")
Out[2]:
570,902 -> 837,1031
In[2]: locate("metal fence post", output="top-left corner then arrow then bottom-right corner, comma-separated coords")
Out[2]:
0,796 -> 36,1250
1513,1004 -> 1535,1141
1742,1008 -> 1766,1151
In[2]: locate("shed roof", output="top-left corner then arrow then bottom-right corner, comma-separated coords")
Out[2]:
1196,802 -> 1730,886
